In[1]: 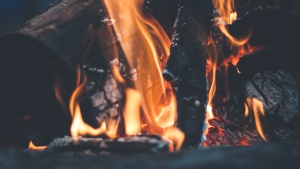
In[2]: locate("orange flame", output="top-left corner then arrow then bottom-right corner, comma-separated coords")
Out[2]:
123,88 -> 141,135
55,0 -> 185,151
69,68 -> 108,140
245,98 -> 267,141
213,0 -> 237,25
28,141 -> 46,151
102,0 -> 184,150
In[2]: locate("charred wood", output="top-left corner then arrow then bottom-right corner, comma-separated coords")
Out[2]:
45,134 -> 170,155
162,0 -> 213,149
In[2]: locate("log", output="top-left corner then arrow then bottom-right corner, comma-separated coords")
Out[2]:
162,0 -> 213,149
0,0 -> 180,149
0,0 -> 128,149
44,134 -> 171,155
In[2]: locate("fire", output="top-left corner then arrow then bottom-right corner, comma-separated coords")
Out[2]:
245,98 -> 267,141
123,88 -> 141,135
60,0 -> 184,151
203,0 -> 254,141
102,0 -> 184,150
213,0 -> 236,25
28,141 -> 46,151
69,68 -> 107,140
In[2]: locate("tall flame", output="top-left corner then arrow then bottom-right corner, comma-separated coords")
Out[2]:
245,98 -> 267,141
204,0 -> 249,139
62,0 -> 184,151
103,0 -> 184,150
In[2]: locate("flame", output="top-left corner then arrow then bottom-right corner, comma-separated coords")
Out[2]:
123,88 -> 141,135
245,98 -> 267,141
102,0 -> 184,150
28,141 -> 46,151
66,1 -> 184,146
213,0 -> 236,25
163,126 -> 185,152
203,0 -> 251,141
69,68 -> 108,140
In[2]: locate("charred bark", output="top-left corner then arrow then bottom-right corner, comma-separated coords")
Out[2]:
162,0 -> 213,149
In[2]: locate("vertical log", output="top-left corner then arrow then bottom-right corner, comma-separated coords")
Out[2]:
163,0 -> 213,149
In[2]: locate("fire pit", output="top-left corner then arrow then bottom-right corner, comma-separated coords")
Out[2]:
0,0 -> 300,168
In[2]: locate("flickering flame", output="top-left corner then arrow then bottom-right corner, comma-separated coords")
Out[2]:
123,88 -> 141,135
69,68 -> 108,140
204,41 -> 219,137
155,92 -> 177,128
102,0 -> 184,150
245,98 -> 267,141
60,0 -> 184,151
28,141 -> 46,151
163,126 -> 185,152
213,0 -> 236,25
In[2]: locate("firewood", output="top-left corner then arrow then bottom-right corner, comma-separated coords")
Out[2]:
162,0 -> 213,149
44,134 -> 171,155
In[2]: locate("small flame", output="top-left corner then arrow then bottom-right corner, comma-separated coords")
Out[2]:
123,88 -> 141,135
213,0 -> 236,25
28,141 -> 46,151
69,67 -> 108,140
163,126 -> 185,152
155,92 -> 177,128
245,98 -> 267,141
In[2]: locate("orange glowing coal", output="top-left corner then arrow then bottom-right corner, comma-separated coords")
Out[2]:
63,0 -> 184,151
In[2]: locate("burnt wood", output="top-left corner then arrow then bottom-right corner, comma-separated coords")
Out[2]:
162,0 -> 213,149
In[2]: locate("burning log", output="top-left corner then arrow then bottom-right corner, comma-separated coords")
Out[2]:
0,0 -> 182,150
162,0 -> 213,149
0,0 -> 132,148
44,134 -> 171,155
204,7 -> 300,146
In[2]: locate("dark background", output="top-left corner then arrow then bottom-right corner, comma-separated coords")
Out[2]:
1,0 -> 300,36
0,0 -> 57,36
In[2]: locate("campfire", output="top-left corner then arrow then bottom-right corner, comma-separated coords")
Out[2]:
0,0 -> 300,165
